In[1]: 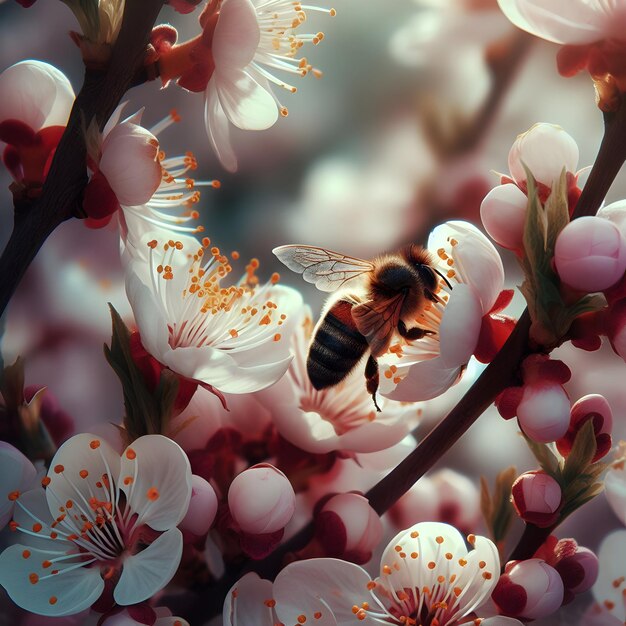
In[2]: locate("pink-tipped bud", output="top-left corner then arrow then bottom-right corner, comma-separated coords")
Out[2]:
480,183 -> 528,250
554,217 -> 626,293
180,475 -> 218,536
555,546 -> 599,599
511,471 -> 562,528
508,123 -> 579,188
556,394 -> 613,462
493,559 -> 564,620
516,383 -> 570,443
315,493 -> 383,564
228,464 -> 295,535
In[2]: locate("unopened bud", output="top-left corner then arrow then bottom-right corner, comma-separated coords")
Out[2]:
508,123 -> 579,188
480,183 -> 528,250
493,559 -> 564,619
555,217 -> 626,293
228,464 -> 295,535
315,493 -> 382,564
511,471 -> 562,528
179,475 -> 218,536
555,546 -> 599,598
516,383 -> 570,443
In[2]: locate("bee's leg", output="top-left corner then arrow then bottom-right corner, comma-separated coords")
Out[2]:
365,355 -> 382,412
398,320 -> 435,340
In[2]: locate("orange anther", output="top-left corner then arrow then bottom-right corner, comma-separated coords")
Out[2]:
125,449 -> 137,460
79,470 -> 89,479
8,491 -> 19,501
146,487 -> 160,501
22,550 -> 31,559
54,465 -> 64,474
29,573 -> 39,584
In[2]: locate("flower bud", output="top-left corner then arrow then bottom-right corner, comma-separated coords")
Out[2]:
555,217 -> 626,293
179,475 -> 218,536
228,464 -> 295,535
511,471 -> 562,527
315,493 -> 383,564
516,383 -> 570,443
556,394 -> 613,462
555,546 -> 599,597
508,123 -> 579,188
480,183 -> 528,250
493,559 -> 564,619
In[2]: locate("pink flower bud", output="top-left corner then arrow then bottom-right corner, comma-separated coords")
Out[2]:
315,493 -> 383,564
508,123 -> 579,188
179,475 -> 218,536
480,183 -> 528,250
511,471 -> 562,527
228,464 -> 295,535
555,546 -> 599,597
493,559 -> 564,620
554,217 -> 626,293
516,383 -> 570,443
556,394 -> 613,462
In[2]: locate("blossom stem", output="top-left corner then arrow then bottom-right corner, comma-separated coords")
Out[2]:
508,521 -> 556,562
0,0 -> 166,318
573,93 -> 626,219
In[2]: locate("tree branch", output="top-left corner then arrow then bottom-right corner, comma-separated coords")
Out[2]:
0,0 -> 165,317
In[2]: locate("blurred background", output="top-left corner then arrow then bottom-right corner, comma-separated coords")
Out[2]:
1,1 -> 626,623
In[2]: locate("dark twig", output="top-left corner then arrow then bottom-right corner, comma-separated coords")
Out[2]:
0,0 -> 165,317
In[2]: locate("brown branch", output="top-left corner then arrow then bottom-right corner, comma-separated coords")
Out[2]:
0,0 -> 166,317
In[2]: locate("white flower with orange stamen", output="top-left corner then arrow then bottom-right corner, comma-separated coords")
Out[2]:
379,221 -> 507,403
256,308 -> 420,454
0,433 -> 192,617
124,233 -> 304,396
225,522 -> 510,626
160,0 -> 335,172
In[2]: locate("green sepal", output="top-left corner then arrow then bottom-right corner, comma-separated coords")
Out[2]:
104,304 -> 179,443
480,466 -> 518,554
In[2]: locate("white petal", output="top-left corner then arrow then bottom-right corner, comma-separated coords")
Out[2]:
215,68 -> 278,130
593,530 -> 626,623
205,82 -> 238,172
113,527 -> 183,605
125,270 -> 171,362
274,558 -> 373,625
0,543 -> 103,616
481,619 -> 525,626
0,60 -> 74,130
212,0 -> 261,70
429,220 -> 504,312
0,442 -> 37,528
44,434 -> 121,530
497,0 -> 607,45
605,467 -> 626,526
223,572 -> 275,626
119,435 -> 192,531
438,283 -> 483,367
99,122 -> 161,206
382,358 -> 462,402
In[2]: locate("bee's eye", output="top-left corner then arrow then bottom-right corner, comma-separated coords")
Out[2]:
416,264 -> 438,291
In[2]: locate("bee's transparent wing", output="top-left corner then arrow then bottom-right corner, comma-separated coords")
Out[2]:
273,245 -> 375,292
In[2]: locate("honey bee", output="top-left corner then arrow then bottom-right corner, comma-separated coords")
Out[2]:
273,244 -> 452,411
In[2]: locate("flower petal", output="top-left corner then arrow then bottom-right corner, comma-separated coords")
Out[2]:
44,434 -> 121,532
593,530 -> 626,623
0,543 -> 103,616
212,0 -> 261,70
605,467 -> 626,526
274,558 -> 373,625
438,283 -> 483,367
215,68 -> 278,130
0,442 -> 37,528
0,61 -> 74,131
113,527 -> 183,605
223,572 -> 275,626
99,122 -> 161,206
497,0 -> 607,45
119,435 -> 191,531
205,81 -> 238,172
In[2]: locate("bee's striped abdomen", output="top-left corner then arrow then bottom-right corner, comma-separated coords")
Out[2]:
307,299 -> 368,390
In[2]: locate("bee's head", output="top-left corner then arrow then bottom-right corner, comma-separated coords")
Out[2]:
401,244 -> 452,294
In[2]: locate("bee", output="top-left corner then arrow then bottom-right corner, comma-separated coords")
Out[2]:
273,244 -> 452,411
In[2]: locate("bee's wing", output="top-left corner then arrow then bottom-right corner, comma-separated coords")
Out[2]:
273,245 -> 375,293
351,292 -> 406,357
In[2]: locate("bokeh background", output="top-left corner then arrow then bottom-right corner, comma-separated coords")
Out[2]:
1,1 -> 626,624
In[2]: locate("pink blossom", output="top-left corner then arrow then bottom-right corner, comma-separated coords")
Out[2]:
511,470 -> 562,527
480,183 -> 528,251
179,474 -> 218,536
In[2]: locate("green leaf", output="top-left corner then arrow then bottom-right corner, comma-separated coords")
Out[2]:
522,433 -> 560,477
562,420 -> 597,484
480,467 -> 518,551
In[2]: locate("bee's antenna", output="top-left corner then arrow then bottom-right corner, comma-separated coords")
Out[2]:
433,267 -> 453,290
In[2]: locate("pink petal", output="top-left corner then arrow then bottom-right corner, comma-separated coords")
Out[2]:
212,0 -> 261,70
205,81 -> 238,172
